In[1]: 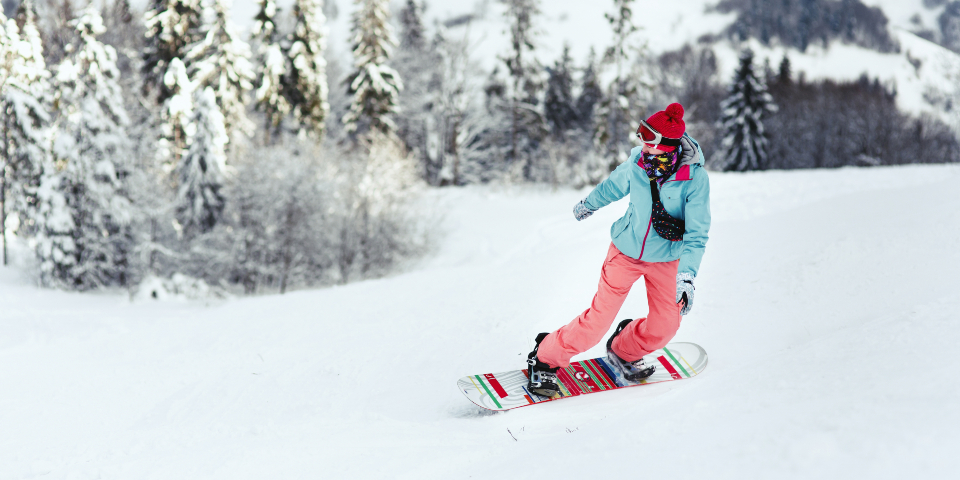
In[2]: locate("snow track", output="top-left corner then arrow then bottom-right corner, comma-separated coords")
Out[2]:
2,164 -> 960,479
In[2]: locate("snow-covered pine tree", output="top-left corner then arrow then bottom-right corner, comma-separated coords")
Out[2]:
39,6 -> 134,289
251,0 -> 277,40
159,57 -> 194,167
251,0 -> 289,143
142,0 -> 203,102
457,66 -> 511,184
544,44 -> 577,137
596,0 -> 646,168
717,49 -> 777,171
38,0 -> 78,66
576,47 -> 603,134
343,0 -> 402,139
499,0 -> 545,175
0,10 -> 20,265
394,0 -> 441,181
185,0 -> 255,145
176,87 -> 226,237
0,1 -> 52,261
428,25 -> 477,186
285,0 -> 330,139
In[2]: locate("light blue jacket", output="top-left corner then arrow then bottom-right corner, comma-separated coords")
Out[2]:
583,134 -> 711,278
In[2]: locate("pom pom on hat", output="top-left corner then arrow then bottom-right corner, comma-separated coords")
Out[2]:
665,103 -> 684,121
642,103 -> 686,152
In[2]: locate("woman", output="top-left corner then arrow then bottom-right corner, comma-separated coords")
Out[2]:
526,103 -> 711,398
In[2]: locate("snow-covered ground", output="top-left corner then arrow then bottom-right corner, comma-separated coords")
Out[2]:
3,164 -> 960,479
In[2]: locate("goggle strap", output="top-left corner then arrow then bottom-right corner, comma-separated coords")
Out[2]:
637,120 -> 682,147
653,136 -> 682,147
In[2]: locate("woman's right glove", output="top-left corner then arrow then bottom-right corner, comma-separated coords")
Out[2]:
676,272 -> 695,316
573,199 -> 596,221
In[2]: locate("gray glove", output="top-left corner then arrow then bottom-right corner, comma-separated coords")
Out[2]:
573,199 -> 595,221
676,272 -> 695,316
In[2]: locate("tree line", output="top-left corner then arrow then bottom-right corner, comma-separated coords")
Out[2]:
713,49 -> 959,171
0,0 -> 956,295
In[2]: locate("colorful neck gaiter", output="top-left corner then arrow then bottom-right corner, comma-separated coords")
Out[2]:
640,149 -> 681,184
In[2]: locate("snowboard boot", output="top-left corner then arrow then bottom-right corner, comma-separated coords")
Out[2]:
605,319 -> 656,382
526,332 -> 561,398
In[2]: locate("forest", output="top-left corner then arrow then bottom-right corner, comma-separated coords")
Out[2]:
0,0 -> 956,295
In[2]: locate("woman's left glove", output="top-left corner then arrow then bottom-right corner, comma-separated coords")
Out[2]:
676,272 -> 695,315
573,199 -> 596,221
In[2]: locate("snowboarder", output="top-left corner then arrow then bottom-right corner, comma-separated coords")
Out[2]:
527,103 -> 711,398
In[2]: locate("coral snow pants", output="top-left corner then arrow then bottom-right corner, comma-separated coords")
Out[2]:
536,243 -> 682,368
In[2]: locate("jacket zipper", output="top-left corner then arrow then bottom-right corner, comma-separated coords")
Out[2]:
639,179 -> 682,259
639,216 -> 653,260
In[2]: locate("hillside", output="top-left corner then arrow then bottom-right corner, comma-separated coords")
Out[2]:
3,163 -> 960,478
251,0 -> 959,122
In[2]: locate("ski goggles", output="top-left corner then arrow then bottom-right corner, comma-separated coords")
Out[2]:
636,119 -> 682,148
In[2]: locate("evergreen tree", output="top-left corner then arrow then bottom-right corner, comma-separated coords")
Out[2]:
543,44 -> 577,136
500,0 -> 545,177
576,47 -> 603,134
99,0 -> 146,79
176,87 -> 226,237
39,6 -> 133,289
343,0 -> 402,139
940,2 -> 960,53
596,0 -> 645,168
142,0 -> 203,102
0,1 -> 51,261
394,0 -> 440,179
251,0 -> 277,40
717,49 -> 777,171
39,0 -> 78,66
252,0 -> 289,142
777,54 -> 792,84
159,57 -> 194,167
936,0 -> 960,52
399,0 -> 425,51
797,0 -> 818,52
285,0 -> 330,139
185,0 -> 255,144
429,26 -> 474,186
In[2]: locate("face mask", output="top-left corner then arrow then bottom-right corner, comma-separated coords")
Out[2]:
641,150 -> 680,183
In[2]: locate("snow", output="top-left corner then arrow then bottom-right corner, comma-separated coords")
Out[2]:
3,163 -> 960,478
864,0 -> 944,31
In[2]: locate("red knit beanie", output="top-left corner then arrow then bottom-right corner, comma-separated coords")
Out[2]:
641,103 -> 686,152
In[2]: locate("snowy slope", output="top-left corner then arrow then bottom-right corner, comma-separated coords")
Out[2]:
866,0 -> 944,31
3,164 -> 960,479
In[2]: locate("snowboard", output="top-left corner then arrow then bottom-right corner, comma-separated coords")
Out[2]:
458,342 -> 707,411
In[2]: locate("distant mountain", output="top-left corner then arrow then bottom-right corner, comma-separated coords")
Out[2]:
713,0 -> 899,53
410,0 -> 960,124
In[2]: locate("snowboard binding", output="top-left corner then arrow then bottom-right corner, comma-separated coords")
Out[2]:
606,319 -> 656,382
526,332 -> 561,398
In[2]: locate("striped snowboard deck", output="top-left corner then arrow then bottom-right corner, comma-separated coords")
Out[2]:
458,342 -> 707,411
